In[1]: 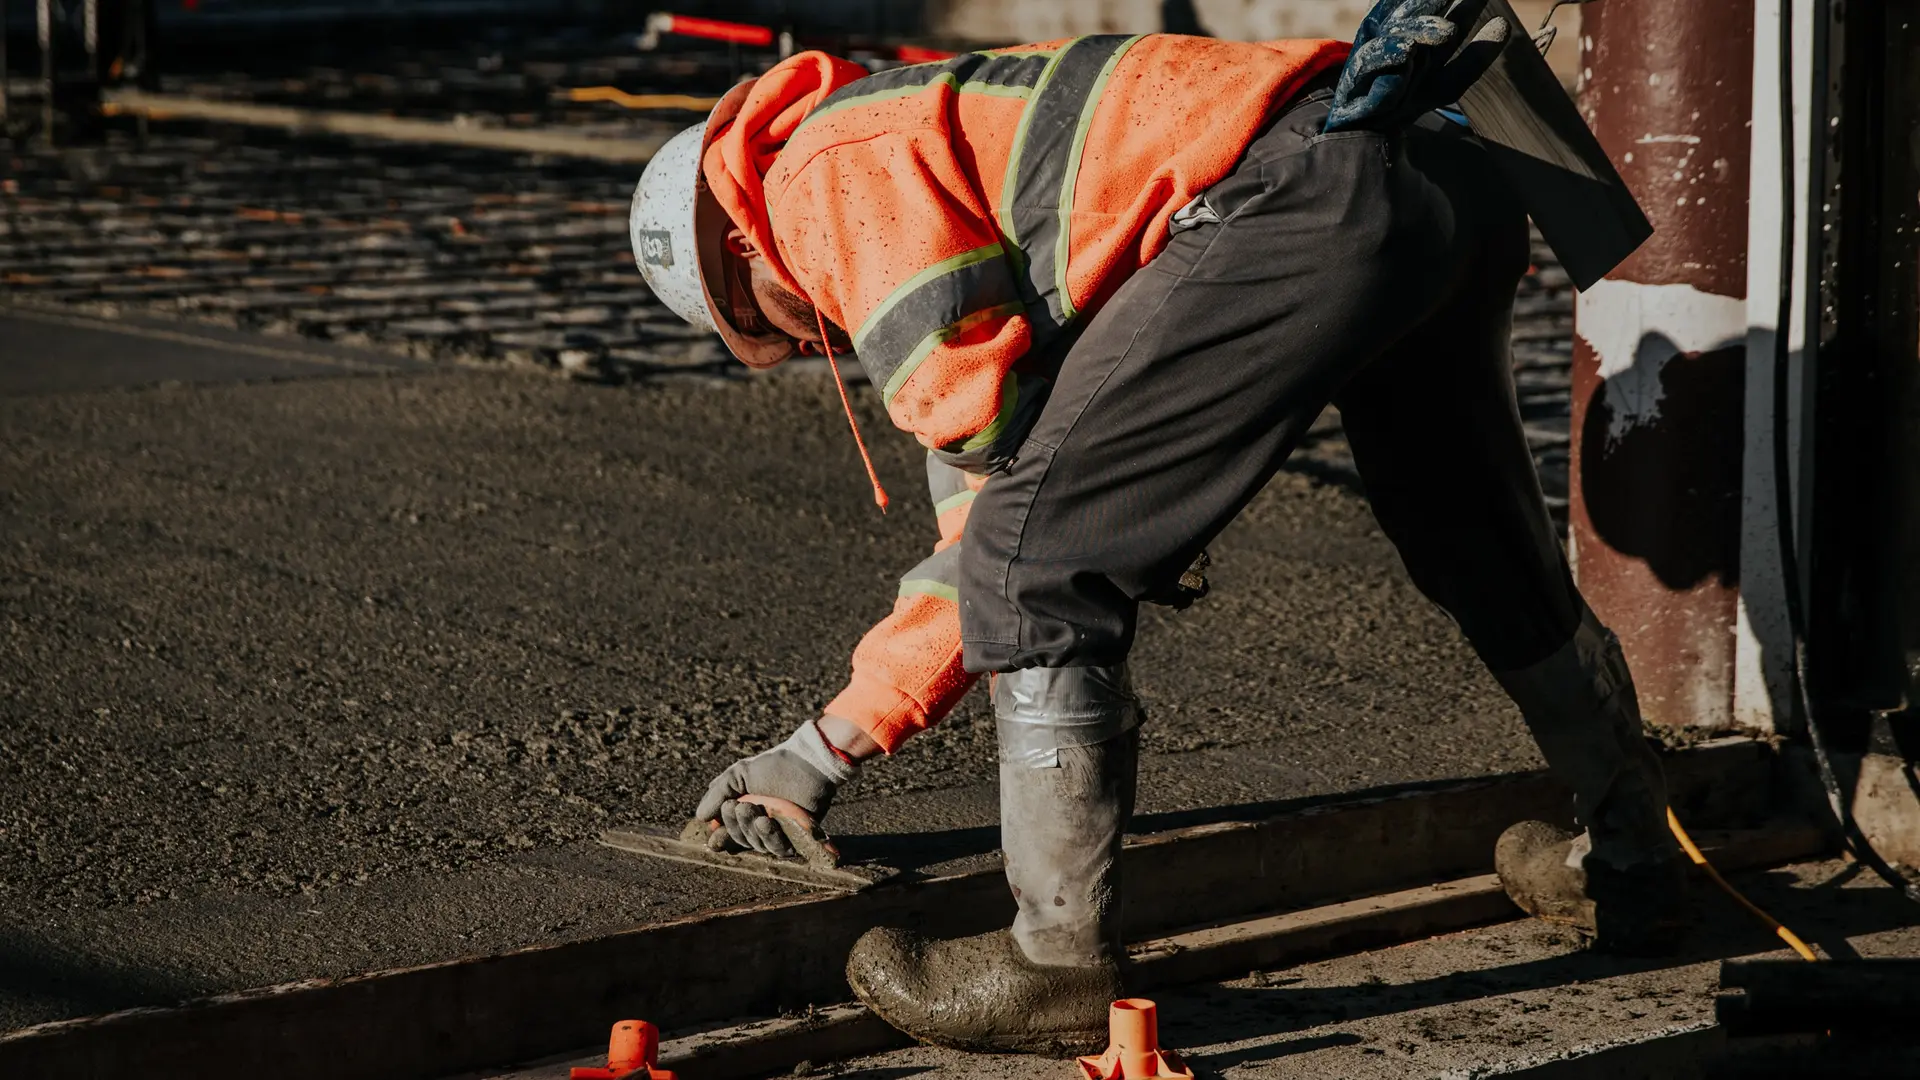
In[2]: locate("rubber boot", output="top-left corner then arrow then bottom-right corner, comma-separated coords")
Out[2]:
1496,820 -> 1688,955
1491,607 -> 1688,954
847,666 -> 1139,1056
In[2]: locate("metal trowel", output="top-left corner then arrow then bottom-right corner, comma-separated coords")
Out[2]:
600,794 -> 899,892
1454,0 -> 1653,289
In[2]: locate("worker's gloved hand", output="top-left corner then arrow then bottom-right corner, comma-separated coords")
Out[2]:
695,718 -> 859,858
1324,0 -> 1511,134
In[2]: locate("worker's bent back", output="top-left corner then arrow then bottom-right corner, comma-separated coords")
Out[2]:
703,34 -> 1348,468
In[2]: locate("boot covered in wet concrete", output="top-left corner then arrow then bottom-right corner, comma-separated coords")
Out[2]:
845,925 -> 1125,1055
1495,820 -> 1688,955
847,665 -> 1140,1055
1491,607 -> 1688,955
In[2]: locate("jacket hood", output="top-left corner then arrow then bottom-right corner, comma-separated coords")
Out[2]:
702,51 -> 869,302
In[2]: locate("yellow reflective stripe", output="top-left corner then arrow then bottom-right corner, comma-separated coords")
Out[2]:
961,83 -> 1037,100
997,46 -> 1071,259
805,73 -> 1032,129
880,300 -> 1025,403
959,372 -> 1021,451
899,579 -> 960,602
934,488 -> 978,515
1054,33 -> 1144,323
854,242 -> 1006,355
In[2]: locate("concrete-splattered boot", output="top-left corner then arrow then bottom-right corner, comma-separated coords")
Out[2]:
847,666 -> 1139,1055
1492,607 -> 1688,955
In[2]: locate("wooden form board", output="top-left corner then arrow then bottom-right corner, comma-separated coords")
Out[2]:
0,739 -> 1773,1080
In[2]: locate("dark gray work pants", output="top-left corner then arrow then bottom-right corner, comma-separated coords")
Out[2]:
959,95 -> 1582,676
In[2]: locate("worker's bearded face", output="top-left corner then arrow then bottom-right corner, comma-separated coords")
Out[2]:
723,231 -> 853,356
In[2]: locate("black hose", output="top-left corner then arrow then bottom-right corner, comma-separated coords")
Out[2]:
1770,0 -> 1920,904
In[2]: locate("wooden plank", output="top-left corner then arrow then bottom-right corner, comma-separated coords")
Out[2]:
100,89 -> 667,163
1119,736 -> 1772,937
1133,823 -> 1828,991
1133,874 -> 1514,990
0,739 -> 1773,1080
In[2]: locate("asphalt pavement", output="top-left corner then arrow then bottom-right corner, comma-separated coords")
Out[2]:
0,304 -> 1546,1032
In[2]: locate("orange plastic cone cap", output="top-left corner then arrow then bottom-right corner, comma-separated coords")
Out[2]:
1076,1000 -> 1194,1080
570,1020 -> 678,1080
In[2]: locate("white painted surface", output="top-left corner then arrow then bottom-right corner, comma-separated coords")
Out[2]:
1572,279 -> 1746,445
1733,0 -> 1821,734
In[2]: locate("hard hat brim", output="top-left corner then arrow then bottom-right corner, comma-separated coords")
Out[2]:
694,80 -> 800,371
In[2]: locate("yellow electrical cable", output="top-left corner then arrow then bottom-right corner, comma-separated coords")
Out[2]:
1667,807 -> 1819,962
565,87 -> 722,111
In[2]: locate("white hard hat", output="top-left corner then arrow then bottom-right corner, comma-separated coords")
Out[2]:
629,81 -> 797,369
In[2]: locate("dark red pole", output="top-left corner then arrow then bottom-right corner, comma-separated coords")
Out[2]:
1570,0 -> 1755,729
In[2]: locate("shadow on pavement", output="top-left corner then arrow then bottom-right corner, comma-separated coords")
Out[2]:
0,931 -> 204,1028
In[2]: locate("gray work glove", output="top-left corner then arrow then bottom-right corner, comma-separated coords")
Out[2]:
694,718 -> 859,858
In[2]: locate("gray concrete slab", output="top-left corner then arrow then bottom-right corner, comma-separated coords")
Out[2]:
1,841 -> 792,1030
0,315 -> 1541,1032
819,859 -> 1920,1080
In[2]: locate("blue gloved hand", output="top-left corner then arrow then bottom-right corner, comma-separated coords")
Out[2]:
1324,0 -> 1511,134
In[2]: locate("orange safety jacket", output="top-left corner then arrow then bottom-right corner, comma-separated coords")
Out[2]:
703,34 -> 1348,752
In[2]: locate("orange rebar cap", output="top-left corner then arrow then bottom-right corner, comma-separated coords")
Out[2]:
1076,1000 -> 1194,1080
570,1020 -> 678,1080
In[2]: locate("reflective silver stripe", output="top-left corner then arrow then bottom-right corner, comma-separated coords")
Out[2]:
853,243 -> 1020,399
898,543 -> 962,602
925,453 -> 975,508
935,488 -> 978,518
1000,34 -> 1145,343
801,52 -> 1053,133
993,664 -> 1144,769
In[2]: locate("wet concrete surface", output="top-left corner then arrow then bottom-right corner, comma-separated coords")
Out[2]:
815,858 -> 1920,1079
0,310 -> 1558,1031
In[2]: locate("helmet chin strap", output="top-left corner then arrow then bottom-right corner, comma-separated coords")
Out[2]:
817,308 -> 890,513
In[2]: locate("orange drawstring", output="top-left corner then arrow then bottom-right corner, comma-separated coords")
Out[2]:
818,310 -> 889,513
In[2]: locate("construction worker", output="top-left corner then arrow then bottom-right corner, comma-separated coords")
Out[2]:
628,0 -> 1685,1055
